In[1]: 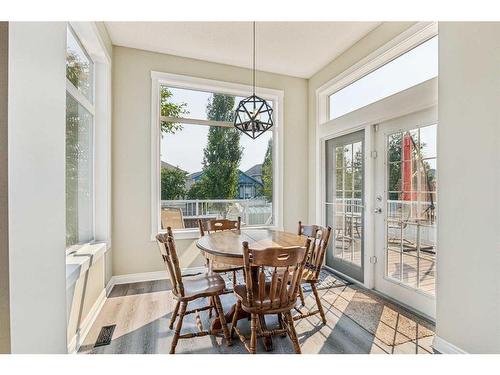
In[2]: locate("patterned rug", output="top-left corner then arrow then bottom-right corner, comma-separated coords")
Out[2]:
220,269 -> 434,347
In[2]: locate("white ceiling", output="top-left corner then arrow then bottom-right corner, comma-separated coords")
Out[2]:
104,22 -> 380,78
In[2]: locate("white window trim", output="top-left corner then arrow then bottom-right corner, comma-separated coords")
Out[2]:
150,71 -> 284,241
66,22 -> 112,255
314,22 -> 438,289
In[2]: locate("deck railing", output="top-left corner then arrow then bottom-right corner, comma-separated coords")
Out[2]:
161,198 -> 273,227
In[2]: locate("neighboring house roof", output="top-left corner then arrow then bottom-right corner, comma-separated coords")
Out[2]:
161,161 -> 187,174
188,171 -> 204,181
245,163 -> 263,183
245,163 -> 262,177
238,170 -> 263,186
188,169 -> 263,187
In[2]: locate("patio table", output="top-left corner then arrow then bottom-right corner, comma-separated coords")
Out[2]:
196,228 -> 306,351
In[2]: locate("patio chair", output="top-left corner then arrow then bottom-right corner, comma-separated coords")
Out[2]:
231,238 -> 311,354
295,223 -> 332,324
161,207 -> 185,230
156,227 -> 232,354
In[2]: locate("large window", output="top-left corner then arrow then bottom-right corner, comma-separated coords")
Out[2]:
157,84 -> 276,232
329,36 -> 438,120
65,26 -> 95,248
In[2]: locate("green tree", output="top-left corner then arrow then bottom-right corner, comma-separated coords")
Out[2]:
161,167 -> 187,200
160,86 -> 189,135
261,138 -> 273,201
187,180 -> 207,199
194,94 -> 243,199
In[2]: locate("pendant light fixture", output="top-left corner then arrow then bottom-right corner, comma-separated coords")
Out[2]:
234,21 -> 273,139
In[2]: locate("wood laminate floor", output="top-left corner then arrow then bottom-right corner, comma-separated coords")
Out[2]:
79,272 -> 435,354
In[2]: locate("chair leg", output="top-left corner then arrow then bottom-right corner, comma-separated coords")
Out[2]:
277,313 -> 287,337
170,301 -> 187,354
230,300 -> 241,339
232,270 -> 237,286
298,285 -> 305,306
208,296 -> 214,318
249,313 -> 258,354
213,295 -> 232,347
311,283 -> 326,324
285,311 -> 301,354
169,300 -> 180,330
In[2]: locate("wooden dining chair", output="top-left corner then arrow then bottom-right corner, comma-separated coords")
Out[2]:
231,239 -> 311,354
156,227 -> 232,354
296,221 -> 319,306
198,217 -> 243,287
294,223 -> 333,325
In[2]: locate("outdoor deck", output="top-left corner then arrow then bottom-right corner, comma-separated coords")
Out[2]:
79,272 -> 435,354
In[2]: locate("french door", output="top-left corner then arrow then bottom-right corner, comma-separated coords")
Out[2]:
325,130 -> 365,282
373,107 -> 437,318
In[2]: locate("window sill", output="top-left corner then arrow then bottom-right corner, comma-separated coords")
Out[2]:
151,225 -> 282,241
66,242 -> 109,289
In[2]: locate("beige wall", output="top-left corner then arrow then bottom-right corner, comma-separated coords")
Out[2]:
0,21 -> 10,354
307,22 -> 416,222
436,22 -> 500,353
112,46 -> 308,276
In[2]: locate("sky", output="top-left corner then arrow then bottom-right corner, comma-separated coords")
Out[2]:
160,87 -> 272,174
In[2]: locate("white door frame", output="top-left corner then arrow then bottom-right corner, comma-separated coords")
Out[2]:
316,78 -> 438,291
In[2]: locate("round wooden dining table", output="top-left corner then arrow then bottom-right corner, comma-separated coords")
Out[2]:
196,228 -> 306,351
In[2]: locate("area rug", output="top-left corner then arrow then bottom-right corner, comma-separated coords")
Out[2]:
221,269 -> 434,347
320,282 -> 434,346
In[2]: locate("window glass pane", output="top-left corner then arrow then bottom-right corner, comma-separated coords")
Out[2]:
419,124 -> 437,159
159,89 -> 274,230
66,27 -> 94,102
329,36 -> 438,120
161,86 -> 273,123
66,93 -> 94,247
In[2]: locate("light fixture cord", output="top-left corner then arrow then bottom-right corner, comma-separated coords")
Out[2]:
253,21 -> 255,97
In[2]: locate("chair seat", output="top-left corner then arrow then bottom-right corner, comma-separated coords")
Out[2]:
234,283 -> 295,313
179,272 -> 226,301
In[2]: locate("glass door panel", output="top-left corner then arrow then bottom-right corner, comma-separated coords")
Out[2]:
325,130 -> 364,282
384,124 -> 437,295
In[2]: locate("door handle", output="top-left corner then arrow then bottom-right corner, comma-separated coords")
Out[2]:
374,208 -> 382,214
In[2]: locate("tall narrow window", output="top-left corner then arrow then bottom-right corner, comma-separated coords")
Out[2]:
65,26 -> 95,247
158,86 -> 274,231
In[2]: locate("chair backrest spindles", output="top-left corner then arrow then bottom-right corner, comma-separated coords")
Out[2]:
242,239 -> 311,310
298,221 -> 320,238
198,217 -> 241,237
156,227 -> 184,297
300,224 -> 332,280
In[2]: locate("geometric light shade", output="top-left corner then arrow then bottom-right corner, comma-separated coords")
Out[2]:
234,94 -> 273,139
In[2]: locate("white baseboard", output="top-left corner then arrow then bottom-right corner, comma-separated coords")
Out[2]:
433,336 -> 468,354
106,271 -> 168,296
67,289 -> 107,354
105,267 -> 206,296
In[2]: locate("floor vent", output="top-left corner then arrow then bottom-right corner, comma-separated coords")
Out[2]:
94,325 -> 116,347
